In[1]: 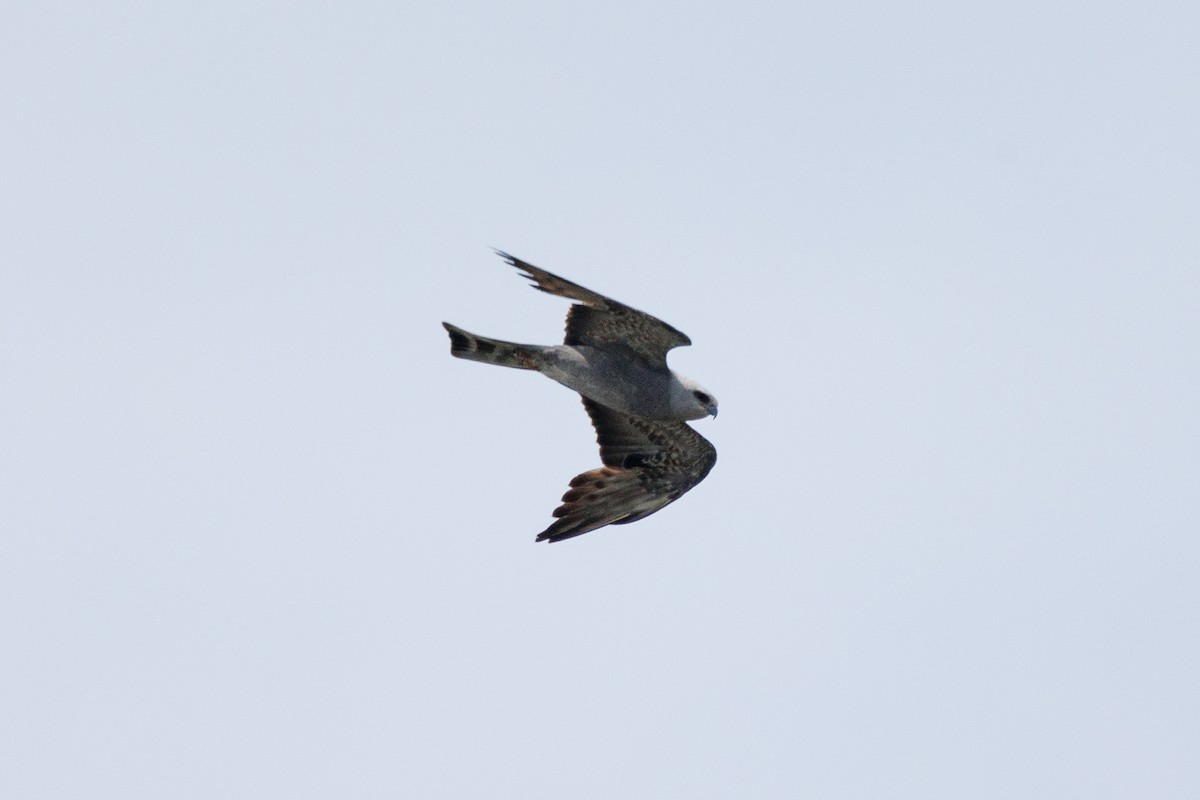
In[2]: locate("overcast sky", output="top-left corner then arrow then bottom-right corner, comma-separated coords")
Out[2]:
3,2 -> 1198,798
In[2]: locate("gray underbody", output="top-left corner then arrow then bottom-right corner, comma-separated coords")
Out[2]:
535,345 -> 684,420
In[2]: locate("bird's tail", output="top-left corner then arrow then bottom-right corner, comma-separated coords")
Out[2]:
441,322 -> 540,370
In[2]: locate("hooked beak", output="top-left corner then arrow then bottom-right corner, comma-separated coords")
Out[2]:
707,403 -> 719,419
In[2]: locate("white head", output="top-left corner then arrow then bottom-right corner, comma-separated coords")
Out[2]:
670,373 -> 719,421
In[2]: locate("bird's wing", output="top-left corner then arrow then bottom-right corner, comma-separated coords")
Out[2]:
536,397 -> 717,542
498,251 -> 691,370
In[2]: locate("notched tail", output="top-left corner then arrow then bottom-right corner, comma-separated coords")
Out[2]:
441,322 -> 539,370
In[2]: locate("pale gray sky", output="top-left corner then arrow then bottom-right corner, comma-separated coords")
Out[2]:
3,2 -> 1198,798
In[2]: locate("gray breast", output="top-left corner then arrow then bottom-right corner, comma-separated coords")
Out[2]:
537,346 -> 674,418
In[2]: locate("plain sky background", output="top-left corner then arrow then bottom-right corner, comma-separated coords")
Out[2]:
3,2 -> 1198,798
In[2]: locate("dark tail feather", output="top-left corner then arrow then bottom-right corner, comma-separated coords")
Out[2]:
441,322 -> 539,370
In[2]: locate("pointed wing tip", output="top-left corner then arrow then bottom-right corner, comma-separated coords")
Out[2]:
494,248 -> 532,273
491,249 -> 550,292
535,507 -> 604,543
535,527 -> 585,544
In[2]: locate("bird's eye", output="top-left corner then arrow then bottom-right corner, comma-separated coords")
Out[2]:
693,391 -> 711,404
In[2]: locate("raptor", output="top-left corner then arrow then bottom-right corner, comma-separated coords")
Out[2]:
442,251 -> 718,542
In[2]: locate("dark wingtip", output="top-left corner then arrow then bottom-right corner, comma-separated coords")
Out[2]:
493,249 -> 548,293
536,530 -> 578,544
535,517 -> 593,543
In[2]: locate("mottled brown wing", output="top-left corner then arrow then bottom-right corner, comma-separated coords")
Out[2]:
497,251 -> 691,369
536,398 -> 717,543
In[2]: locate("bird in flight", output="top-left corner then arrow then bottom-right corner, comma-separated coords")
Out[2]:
442,251 -> 718,543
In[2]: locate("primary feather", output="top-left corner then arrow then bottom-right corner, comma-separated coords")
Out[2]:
443,252 -> 718,542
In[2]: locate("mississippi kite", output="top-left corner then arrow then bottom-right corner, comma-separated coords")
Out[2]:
442,251 -> 718,542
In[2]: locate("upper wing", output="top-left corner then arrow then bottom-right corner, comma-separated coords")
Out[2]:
497,251 -> 692,370
536,397 -> 717,543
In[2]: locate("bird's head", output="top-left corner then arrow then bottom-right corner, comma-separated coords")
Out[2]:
674,374 -> 719,420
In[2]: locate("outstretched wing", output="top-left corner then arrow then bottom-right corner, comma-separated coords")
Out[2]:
497,250 -> 691,370
536,398 -> 717,543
